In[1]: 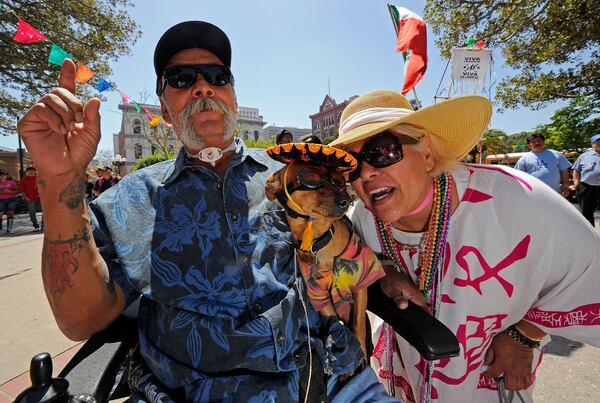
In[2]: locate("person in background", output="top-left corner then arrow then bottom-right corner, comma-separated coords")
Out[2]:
0,169 -> 18,233
85,173 -> 94,203
276,129 -> 294,145
18,166 -> 43,231
572,133 -> 600,227
329,89 -> 600,402
92,166 -> 119,197
300,134 -> 322,144
514,133 -> 571,196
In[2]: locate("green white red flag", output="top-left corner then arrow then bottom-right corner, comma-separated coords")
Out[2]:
388,4 -> 428,95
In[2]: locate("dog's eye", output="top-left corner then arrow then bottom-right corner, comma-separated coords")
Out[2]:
300,170 -> 323,186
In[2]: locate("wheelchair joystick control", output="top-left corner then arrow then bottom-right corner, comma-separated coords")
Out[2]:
14,352 -> 70,403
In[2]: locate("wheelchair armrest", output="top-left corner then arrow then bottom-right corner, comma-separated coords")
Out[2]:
367,285 -> 460,361
58,315 -> 138,402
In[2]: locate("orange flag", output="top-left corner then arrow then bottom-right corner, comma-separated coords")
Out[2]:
75,63 -> 95,84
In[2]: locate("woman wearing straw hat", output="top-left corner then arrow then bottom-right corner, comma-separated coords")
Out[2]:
330,90 -> 600,402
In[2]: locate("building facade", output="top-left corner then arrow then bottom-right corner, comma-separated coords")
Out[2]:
0,146 -> 32,180
237,107 -> 267,141
309,94 -> 357,143
115,103 -> 180,175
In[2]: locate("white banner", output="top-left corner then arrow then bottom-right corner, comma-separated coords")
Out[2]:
451,48 -> 492,82
450,48 -> 493,95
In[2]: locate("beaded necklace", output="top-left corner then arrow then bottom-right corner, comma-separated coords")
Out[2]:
374,172 -> 453,402
375,172 -> 452,292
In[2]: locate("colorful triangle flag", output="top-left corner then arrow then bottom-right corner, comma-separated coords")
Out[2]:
13,19 -> 46,44
48,44 -> 73,65
96,79 -> 112,93
75,63 -> 95,84
118,90 -> 131,104
133,101 -> 142,113
388,5 -> 428,96
149,117 -> 161,127
142,107 -> 153,121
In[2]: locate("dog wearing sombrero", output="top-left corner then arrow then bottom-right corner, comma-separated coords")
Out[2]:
265,142 -> 386,361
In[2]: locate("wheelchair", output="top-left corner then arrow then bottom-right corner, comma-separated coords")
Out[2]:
15,286 -> 459,402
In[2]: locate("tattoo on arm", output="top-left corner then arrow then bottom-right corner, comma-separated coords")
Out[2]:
58,174 -> 86,209
42,228 -> 114,305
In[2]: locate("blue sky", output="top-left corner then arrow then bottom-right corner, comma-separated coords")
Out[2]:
2,0 -> 563,153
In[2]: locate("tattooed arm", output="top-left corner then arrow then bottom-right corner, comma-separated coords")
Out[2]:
38,172 -> 126,341
17,60 -> 126,340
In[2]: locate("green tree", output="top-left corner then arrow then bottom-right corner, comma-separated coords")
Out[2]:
482,129 -> 509,155
245,139 -> 274,149
507,131 -> 534,152
0,0 -> 141,135
536,97 -> 600,150
93,149 -> 114,168
132,152 -> 168,171
322,127 -> 338,145
425,0 -> 600,109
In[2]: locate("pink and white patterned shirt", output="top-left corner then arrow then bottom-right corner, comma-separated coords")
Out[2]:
352,163 -> 600,402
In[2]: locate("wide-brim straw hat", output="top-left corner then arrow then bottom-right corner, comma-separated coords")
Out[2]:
267,142 -> 357,172
329,90 -> 492,160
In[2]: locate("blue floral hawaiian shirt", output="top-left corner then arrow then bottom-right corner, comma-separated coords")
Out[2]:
88,139 -> 363,401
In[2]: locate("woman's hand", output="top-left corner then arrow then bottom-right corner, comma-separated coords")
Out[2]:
482,331 -> 534,391
379,268 -> 427,310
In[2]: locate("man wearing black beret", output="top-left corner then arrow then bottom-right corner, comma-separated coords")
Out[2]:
17,21 -> 395,402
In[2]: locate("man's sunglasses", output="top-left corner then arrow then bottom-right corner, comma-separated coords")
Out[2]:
286,167 -> 346,193
158,64 -> 234,94
346,131 -> 417,182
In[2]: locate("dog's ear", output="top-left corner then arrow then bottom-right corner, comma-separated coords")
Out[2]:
265,170 -> 283,201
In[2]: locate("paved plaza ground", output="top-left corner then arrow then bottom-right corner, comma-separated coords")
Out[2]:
1,210 -> 599,401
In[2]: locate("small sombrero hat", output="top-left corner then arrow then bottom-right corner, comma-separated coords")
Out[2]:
267,142 -> 357,172
329,90 -> 492,160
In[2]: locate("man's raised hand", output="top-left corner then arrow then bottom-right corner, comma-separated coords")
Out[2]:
17,59 -> 102,176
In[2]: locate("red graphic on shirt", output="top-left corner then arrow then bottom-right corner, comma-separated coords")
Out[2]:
377,369 -> 417,402
478,347 -> 544,390
441,294 -> 456,304
432,314 -> 507,385
372,325 -> 417,401
454,236 -> 531,297
525,303 -> 600,328
462,188 -> 493,203
465,163 -> 533,191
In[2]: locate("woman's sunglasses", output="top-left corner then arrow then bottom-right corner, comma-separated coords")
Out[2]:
158,64 -> 234,94
346,132 -> 417,182
286,167 -> 346,193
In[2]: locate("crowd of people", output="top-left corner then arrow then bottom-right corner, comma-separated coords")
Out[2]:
0,164 -> 120,235
14,18 -> 600,403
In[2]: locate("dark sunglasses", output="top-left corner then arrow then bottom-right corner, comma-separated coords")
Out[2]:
346,131 -> 417,182
158,64 -> 234,94
286,167 -> 346,193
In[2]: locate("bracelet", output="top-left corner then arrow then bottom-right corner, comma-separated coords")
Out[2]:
506,325 -> 540,349
513,323 -> 544,342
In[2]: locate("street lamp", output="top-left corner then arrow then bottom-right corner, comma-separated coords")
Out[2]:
111,154 -> 127,177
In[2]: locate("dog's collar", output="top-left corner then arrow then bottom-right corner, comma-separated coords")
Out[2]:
295,215 -> 353,255
275,191 -> 312,220
296,222 -> 335,254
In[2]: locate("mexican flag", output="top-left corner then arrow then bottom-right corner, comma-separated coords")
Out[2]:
388,4 -> 428,96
